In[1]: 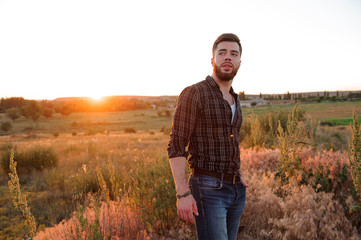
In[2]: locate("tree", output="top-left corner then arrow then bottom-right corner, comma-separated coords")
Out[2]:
5,108 -> 21,121
239,91 -> 246,100
28,101 -> 41,122
284,91 -> 291,100
0,97 -> 25,112
42,107 -> 54,119
21,101 -> 41,122
60,104 -> 73,116
20,106 -> 31,120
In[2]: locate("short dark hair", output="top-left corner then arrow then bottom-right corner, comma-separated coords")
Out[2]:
212,33 -> 242,57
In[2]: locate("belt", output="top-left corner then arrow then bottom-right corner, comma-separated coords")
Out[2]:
192,167 -> 241,184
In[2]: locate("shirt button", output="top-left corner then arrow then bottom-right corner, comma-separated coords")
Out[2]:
230,134 -> 234,138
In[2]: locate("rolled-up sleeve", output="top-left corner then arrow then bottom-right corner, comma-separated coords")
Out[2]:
167,86 -> 199,159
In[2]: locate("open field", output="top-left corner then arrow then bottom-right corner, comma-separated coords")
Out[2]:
0,100 -> 361,239
242,100 -> 361,121
1,100 -> 360,137
0,109 -> 173,136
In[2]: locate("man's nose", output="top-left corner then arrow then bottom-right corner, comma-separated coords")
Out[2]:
225,54 -> 231,61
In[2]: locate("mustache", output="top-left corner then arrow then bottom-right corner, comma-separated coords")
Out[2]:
221,62 -> 234,67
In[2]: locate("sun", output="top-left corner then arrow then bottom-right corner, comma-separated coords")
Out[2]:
90,94 -> 104,101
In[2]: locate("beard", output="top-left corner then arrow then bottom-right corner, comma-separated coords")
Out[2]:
213,62 -> 240,82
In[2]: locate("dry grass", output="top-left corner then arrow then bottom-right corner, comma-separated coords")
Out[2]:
26,146 -> 361,240
1,105 -> 361,239
34,199 -> 146,240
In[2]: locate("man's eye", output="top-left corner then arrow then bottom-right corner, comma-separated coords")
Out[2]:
219,52 -> 225,55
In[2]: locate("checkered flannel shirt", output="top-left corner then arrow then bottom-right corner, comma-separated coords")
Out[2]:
167,76 -> 243,174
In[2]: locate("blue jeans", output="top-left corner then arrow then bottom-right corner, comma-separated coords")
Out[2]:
189,173 -> 246,240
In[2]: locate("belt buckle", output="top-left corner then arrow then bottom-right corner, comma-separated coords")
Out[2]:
233,175 -> 237,184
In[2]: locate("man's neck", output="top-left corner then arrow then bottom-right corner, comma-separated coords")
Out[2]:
211,73 -> 233,94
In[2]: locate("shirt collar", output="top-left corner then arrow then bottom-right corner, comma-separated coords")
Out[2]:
206,75 -> 237,96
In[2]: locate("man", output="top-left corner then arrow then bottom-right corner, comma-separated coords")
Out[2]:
167,33 -> 248,240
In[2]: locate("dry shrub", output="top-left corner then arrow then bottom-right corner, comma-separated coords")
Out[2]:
240,147 -> 280,174
239,148 -> 359,240
239,172 -> 284,238
266,181 -> 354,240
301,149 -> 349,179
34,200 -> 146,240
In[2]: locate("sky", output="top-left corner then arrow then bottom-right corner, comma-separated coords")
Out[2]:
0,0 -> 361,100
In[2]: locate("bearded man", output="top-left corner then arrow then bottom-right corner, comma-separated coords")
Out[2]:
168,33 -> 248,240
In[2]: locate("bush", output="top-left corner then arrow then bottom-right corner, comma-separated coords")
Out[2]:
124,128 -> 137,134
1,122 -> 12,132
85,128 -> 105,135
238,148 -> 357,239
1,147 -> 58,174
240,109 -> 294,148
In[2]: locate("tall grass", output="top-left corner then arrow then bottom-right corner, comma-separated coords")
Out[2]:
8,149 -> 37,238
1,146 -> 58,174
277,105 -> 307,180
30,132 -> 186,239
349,111 -> 361,217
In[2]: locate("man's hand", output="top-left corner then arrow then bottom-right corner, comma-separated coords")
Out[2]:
177,194 -> 198,224
240,175 -> 249,188
169,157 -> 199,224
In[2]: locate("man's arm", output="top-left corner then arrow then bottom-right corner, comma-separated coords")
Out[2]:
168,86 -> 199,223
169,156 -> 198,224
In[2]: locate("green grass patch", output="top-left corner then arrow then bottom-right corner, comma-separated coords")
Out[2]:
320,116 -> 361,126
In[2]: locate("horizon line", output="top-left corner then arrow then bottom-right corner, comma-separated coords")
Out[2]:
1,89 -> 361,101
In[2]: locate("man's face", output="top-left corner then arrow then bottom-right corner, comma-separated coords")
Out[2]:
211,41 -> 241,82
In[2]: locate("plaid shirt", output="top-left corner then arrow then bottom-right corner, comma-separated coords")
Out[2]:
168,76 -> 243,175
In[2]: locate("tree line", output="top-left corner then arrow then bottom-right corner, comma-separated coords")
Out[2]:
0,97 -> 173,122
239,90 -> 361,102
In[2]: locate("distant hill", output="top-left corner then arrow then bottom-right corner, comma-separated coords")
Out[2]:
52,90 -> 361,102
53,95 -> 178,102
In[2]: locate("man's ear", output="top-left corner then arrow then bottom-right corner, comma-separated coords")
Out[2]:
211,57 -> 214,65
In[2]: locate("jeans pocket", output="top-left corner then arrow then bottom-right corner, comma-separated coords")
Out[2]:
199,176 -> 223,190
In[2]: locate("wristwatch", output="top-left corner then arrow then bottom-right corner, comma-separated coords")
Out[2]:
176,190 -> 191,199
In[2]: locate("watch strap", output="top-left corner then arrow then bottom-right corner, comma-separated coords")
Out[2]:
176,190 -> 191,199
